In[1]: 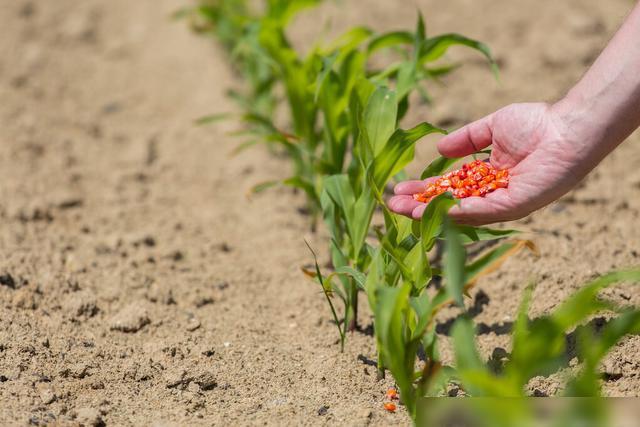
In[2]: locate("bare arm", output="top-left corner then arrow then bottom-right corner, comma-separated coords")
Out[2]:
389,2 -> 640,225
554,2 -> 640,168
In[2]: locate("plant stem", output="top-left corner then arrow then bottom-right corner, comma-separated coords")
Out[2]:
347,280 -> 358,332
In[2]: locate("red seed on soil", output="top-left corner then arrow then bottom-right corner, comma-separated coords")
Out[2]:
383,402 -> 397,412
385,388 -> 399,400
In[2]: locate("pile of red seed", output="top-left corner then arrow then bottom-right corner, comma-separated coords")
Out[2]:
413,159 -> 509,203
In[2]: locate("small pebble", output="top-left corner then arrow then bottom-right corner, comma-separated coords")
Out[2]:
186,318 -> 201,332
110,304 -> 150,333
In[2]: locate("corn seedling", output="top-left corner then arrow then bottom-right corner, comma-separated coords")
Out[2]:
187,1 -> 497,225
450,269 -> 640,398
412,269 -> 640,426
182,4 -> 640,426
179,0 -> 279,121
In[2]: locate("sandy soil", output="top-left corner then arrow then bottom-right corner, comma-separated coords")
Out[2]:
1,0 -> 639,425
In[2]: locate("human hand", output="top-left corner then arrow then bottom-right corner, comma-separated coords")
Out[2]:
388,102 -> 591,225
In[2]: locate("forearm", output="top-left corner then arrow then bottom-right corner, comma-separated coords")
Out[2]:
553,2 -> 640,166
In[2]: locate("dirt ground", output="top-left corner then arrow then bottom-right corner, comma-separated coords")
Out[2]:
1,0 -> 639,425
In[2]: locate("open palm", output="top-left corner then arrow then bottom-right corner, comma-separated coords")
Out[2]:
388,103 -> 588,225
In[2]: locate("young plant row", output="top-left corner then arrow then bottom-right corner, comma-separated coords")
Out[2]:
419,269 -> 640,426
184,1 -> 640,422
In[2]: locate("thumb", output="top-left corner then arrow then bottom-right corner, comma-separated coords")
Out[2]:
437,114 -> 494,158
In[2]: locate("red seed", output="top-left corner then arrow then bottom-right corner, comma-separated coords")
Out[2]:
412,160 -> 509,203
384,402 -> 397,412
454,188 -> 470,198
386,388 -> 399,400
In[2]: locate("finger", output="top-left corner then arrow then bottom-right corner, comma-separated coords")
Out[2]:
412,203 -> 426,220
393,177 -> 438,195
437,114 -> 494,158
448,191 -> 522,225
388,195 -> 422,217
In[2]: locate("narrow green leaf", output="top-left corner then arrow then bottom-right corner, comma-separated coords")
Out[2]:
443,219 -> 467,307
351,190 -> 376,259
334,266 -> 367,291
249,180 -> 280,194
552,269 -> 640,330
465,240 -> 529,285
455,226 -> 520,244
304,240 -> 345,349
419,33 -> 498,78
420,156 -> 459,179
323,174 -> 356,234
396,62 -> 417,100
451,317 -> 483,371
415,13 -> 426,42
324,26 -> 373,53
194,113 -> 232,125
364,87 -> 398,157
283,176 -> 318,206
371,122 -> 446,190
420,192 -> 456,252
367,31 -> 413,55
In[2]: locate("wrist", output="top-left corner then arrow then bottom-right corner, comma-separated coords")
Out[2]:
550,92 -> 615,166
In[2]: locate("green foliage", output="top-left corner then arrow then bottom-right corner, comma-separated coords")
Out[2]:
451,270 -> 640,398
177,4 -> 640,426
184,2 -> 497,224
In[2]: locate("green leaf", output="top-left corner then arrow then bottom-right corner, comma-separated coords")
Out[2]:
374,284 -> 414,404
403,240 -> 432,291
320,189 -> 339,242
551,269 -> 640,331
511,282 -> 535,363
567,309 -> 640,396
420,156 -> 459,179
443,219 -> 466,307
592,310 -> 640,362
283,176 -> 318,205
249,180 -> 280,194
420,192 -> 457,252
266,0 -> 323,25
450,317 -> 525,397
366,31 -> 413,56
419,33 -> 498,77
334,266 -> 367,291
328,238 -> 350,295
304,240 -> 345,350
364,87 -> 398,157
415,13 -> 426,42
451,317 -> 483,371
455,226 -> 520,244
395,62 -> 417,100
324,26 -> 373,54
455,370 -> 520,397
323,174 -> 356,232
379,233 -> 414,280
425,63 -> 462,79
194,113 -> 232,125
371,122 -> 446,190
314,52 -> 339,102
465,240 -> 531,285
317,69 -> 350,173
351,189 -> 377,260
